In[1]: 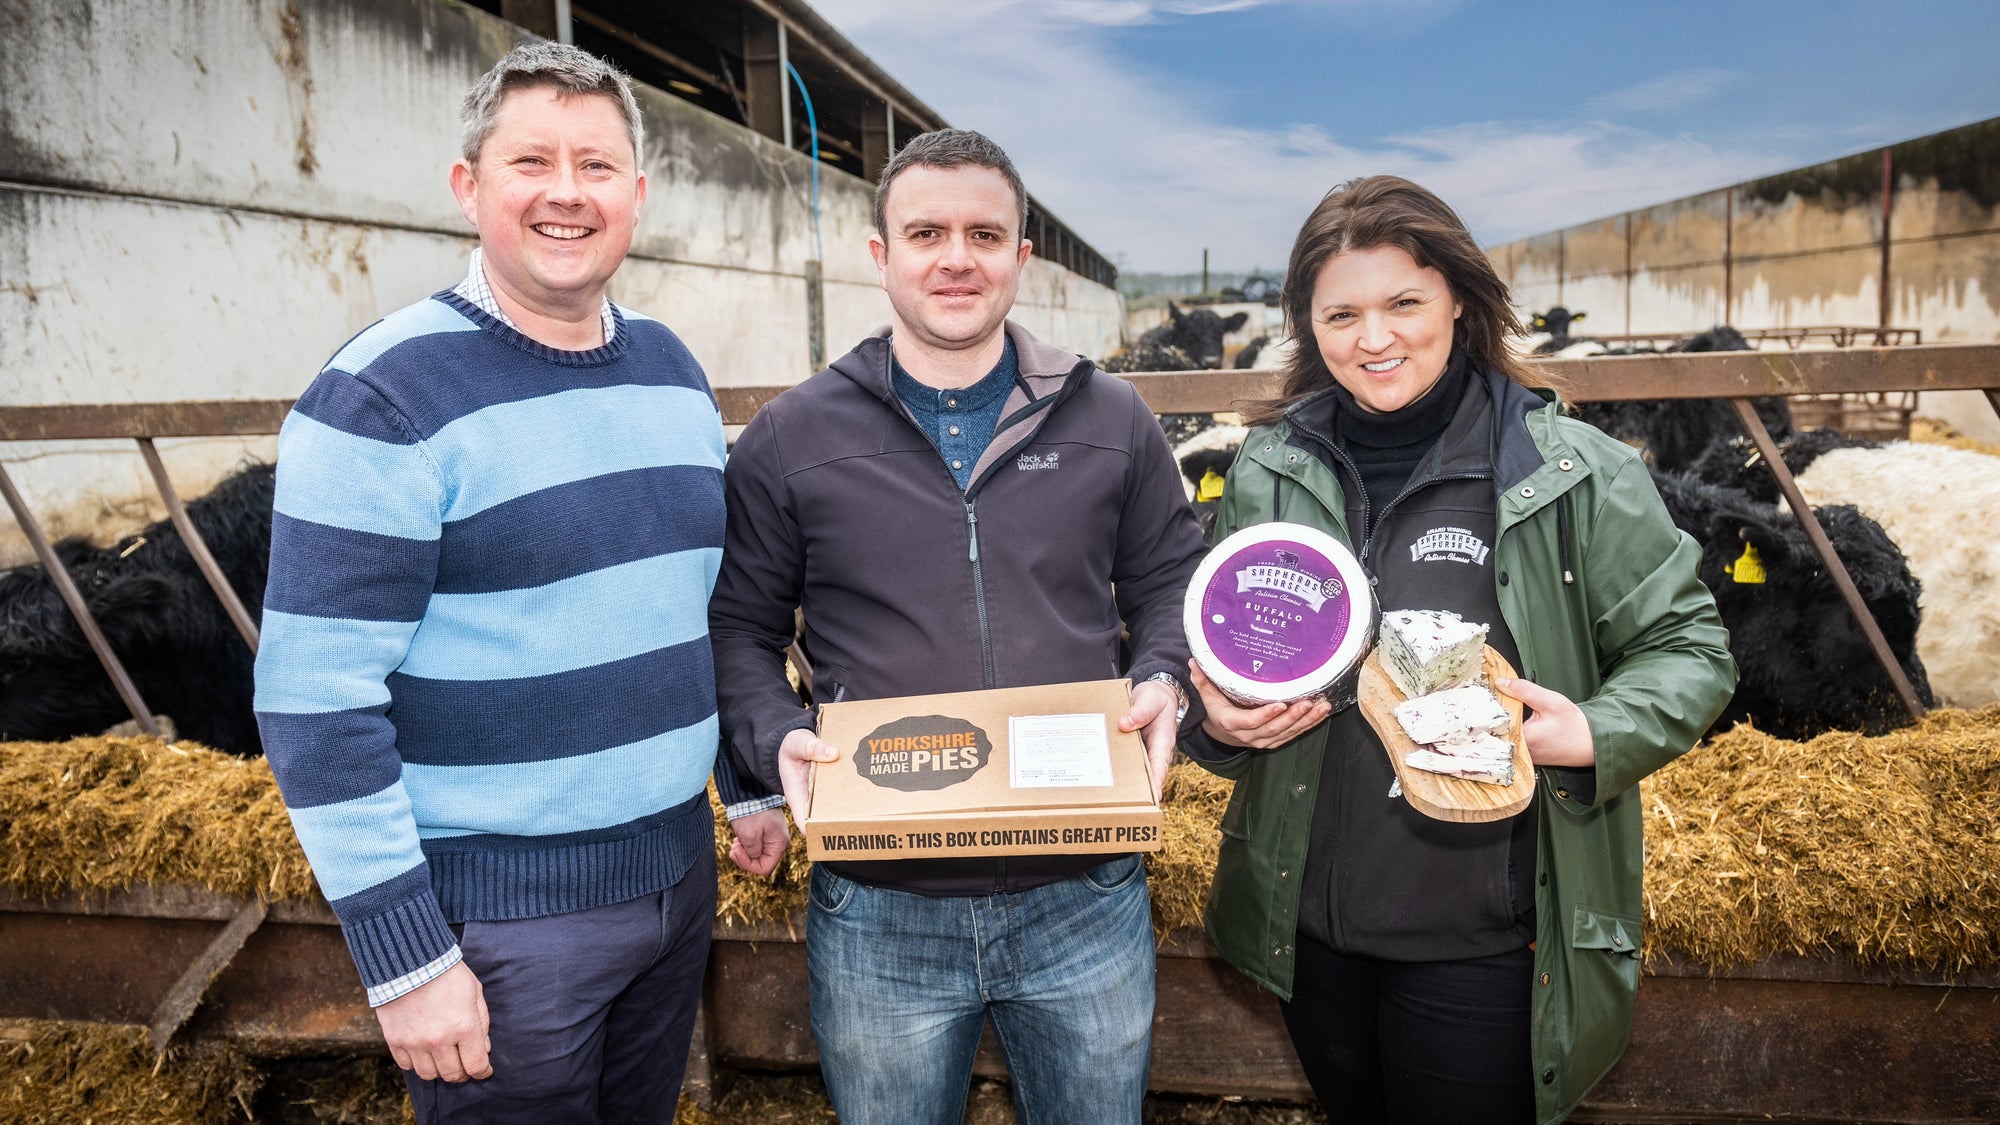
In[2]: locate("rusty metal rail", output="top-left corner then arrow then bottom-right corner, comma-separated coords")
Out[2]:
3,885 -> 1995,1119
5,343 -> 2000,736
1585,325 -> 1923,350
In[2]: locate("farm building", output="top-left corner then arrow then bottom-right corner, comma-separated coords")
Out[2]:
0,0 -> 1125,565
1486,115 -> 2000,443
5,5 -> 2000,1123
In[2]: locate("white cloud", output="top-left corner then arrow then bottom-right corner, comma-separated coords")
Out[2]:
1592,68 -> 1739,115
812,2 -> 1793,272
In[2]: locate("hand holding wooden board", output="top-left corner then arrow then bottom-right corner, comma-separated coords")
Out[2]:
1358,646 -> 1535,823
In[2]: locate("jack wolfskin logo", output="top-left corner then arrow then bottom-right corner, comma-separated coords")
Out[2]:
1016,451 -> 1061,471
1411,526 -> 1490,566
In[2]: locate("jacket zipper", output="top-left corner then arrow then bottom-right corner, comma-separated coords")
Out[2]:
1282,419 -> 1493,952
964,499 -> 996,690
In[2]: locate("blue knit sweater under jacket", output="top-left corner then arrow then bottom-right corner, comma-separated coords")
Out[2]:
254,291 -> 761,1004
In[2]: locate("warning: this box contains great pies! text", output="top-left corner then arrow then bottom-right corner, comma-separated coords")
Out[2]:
804,679 -> 1164,862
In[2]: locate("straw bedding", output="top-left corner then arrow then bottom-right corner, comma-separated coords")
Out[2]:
1639,707 -> 2000,971
9,711 -> 2000,967
0,1021 -> 261,1125
6,711 -> 1997,1120
0,736 -> 314,901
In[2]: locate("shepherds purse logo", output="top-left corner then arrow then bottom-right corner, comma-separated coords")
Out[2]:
856,715 -> 992,792
1235,564 -> 1343,611
1411,526 -> 1490,566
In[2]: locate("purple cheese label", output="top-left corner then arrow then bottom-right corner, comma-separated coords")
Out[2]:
1199,540 -> 1355,683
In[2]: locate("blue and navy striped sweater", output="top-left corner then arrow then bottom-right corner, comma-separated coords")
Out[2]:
255,291 -> 764,1003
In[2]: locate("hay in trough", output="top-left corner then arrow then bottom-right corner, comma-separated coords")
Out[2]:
0,1020 -> 260,1125
1910,416 -> 2000,459
0,736 -> 315,901
1640,706 -> 2000,971
11,710 -> 2000,972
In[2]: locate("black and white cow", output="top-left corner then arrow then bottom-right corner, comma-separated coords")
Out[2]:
0,463 -> 272,756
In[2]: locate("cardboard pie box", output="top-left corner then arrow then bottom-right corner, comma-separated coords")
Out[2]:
804,678 -> 1165,862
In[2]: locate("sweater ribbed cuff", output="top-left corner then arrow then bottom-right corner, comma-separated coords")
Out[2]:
339,893 -> 459,1003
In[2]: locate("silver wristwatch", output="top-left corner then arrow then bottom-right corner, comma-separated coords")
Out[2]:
1146,671 -> 1190,724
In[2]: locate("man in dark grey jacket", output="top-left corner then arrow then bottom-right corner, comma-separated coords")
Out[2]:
709,129 -> 1206,1124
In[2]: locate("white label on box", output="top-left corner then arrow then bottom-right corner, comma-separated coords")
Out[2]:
1008,713 -> 1115,788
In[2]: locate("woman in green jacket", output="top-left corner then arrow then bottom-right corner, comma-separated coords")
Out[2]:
1181,176 -> 1734,1125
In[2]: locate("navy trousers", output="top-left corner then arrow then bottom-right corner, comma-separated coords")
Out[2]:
406,846 -> 716,1124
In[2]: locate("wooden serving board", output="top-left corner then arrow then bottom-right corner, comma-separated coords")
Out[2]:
1357,646 -> 1534,823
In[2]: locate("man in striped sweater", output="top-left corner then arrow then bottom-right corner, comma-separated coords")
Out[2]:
254,43 -> 784,1121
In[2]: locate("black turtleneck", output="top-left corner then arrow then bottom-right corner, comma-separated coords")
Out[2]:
1326,351 -> 1469,535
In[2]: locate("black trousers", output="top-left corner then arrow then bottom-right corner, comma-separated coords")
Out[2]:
1278,936 -> 1536,1125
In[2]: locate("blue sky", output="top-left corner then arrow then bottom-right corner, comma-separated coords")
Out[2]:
810,0 -> 2000,274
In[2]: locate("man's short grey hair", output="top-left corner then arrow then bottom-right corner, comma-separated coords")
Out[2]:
460,42 -> 645,166
874,129 -> 1029,241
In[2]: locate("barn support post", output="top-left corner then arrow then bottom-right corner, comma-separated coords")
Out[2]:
804,259 -> 825,373
1727,398 -> 1926,723
1878,147 -> 1894,345
135,439 -> 260,653
0,459 -> 164,737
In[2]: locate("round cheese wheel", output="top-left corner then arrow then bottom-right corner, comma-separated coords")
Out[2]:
1185,521 -> 1376,704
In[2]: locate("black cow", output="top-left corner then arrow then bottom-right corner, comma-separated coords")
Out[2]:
1571,326 -> 1792,473
0,463 -> 272,756
1138,301 -> 1249,371
1650,469 -> 1931,739
1528,307 -> 1588,354
1689,428 -> 1879,505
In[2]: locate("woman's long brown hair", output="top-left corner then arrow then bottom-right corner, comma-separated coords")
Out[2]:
1240,176 -> 1551,427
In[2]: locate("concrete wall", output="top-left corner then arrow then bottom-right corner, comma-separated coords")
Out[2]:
1487,117 -> 2000,442
0,0 -> 1124,562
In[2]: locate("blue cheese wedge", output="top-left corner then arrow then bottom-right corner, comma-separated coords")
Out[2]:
1407,740 -> 1516,787
1378,610 -> 1488,698
1393,685 -> 1511,747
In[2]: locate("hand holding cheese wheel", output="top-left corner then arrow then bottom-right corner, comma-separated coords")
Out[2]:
1183,521 -> 1376,706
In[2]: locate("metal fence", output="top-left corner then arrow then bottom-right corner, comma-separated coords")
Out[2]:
5,343 -> 2000,743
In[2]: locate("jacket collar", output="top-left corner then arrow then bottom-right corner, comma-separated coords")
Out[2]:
830,319 -> 1089,404
827,320 -> 1093,495
1280,363 -> 1553,498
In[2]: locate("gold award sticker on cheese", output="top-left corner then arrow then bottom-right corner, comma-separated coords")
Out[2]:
1185,522 -> 1376,704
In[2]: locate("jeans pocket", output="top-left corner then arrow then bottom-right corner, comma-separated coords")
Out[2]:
809,863 -> 856,916
1079,853 -> 1146,895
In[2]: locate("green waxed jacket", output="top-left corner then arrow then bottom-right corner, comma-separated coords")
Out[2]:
1192,375 -> 1735,1125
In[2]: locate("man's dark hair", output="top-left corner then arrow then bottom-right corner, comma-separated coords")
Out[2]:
873,129 -> 1029,241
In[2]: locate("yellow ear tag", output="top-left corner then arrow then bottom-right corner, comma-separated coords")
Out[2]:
1197,468 -> 1226,502
1730,542 -> 1766,584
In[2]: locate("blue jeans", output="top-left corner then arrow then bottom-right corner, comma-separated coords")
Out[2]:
807,854 -> 1156,1125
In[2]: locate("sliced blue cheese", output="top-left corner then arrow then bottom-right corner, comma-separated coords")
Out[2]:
1407,735 -> 1516,787
1393,685 -> 1511,746
1378,609 -> 1488,698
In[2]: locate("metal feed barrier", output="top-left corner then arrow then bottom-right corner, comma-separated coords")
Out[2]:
5,344 -> 2000,1117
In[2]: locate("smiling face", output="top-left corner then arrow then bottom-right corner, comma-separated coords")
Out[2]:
1308,244 -> 1464,414
869,164 -> 1032,365
449,84 -> 646,323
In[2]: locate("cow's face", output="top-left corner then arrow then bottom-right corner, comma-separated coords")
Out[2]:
1710,506 -> 1930,738
1163,303 -> 1248,369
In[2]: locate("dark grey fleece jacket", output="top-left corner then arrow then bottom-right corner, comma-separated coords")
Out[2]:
710,321 -> 1207,896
